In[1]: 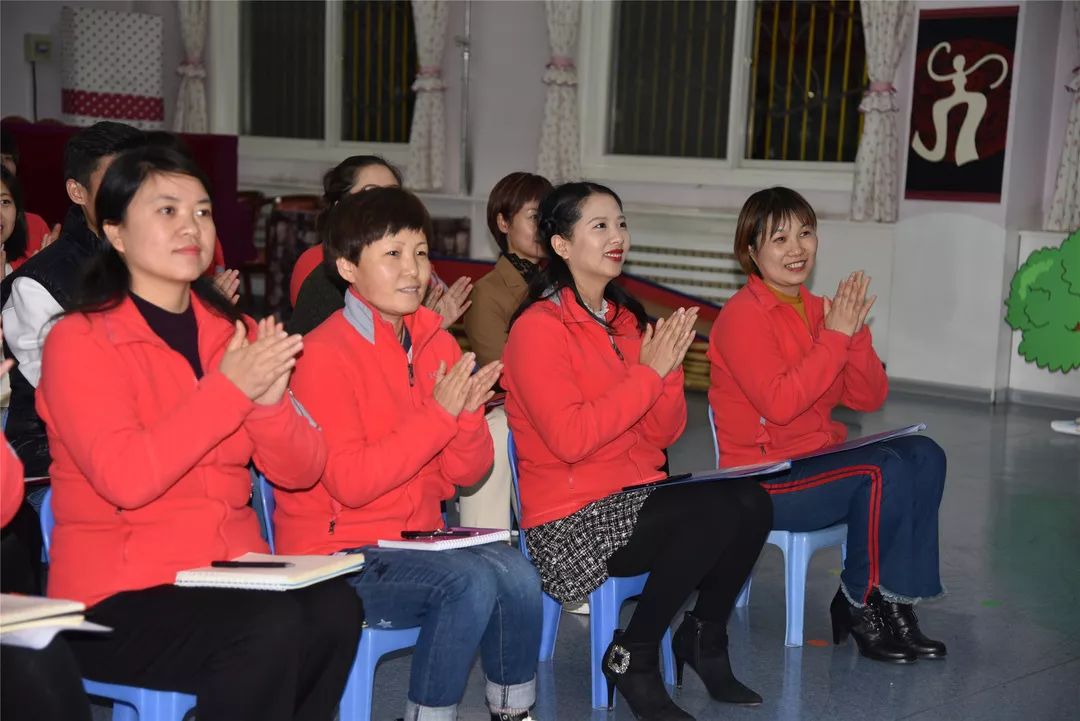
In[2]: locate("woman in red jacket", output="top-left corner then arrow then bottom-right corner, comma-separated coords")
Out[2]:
36,145 -> 362,721
274,187 -> 543,721
709,187 -> 947,665
503,182 -> 772,721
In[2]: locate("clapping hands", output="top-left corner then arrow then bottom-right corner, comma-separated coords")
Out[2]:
432,352 -> 503,416
823,271 -> 875,336
639,307 -> 699,378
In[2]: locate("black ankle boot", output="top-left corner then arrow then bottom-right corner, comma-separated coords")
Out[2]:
671,611 -> 762,705
830,587 -> 916,663
602,630 -> 694,720
490,712 -> 536,720
869,589 -> 947,658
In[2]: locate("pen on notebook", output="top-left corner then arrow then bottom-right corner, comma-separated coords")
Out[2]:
401,530 -> 473,539
210,561 -> 294,568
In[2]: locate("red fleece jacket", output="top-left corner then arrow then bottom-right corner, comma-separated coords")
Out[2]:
503,288 -> 686,528
38,296 -> 326,606
1,433 -> 24,527
273,291 -> 493,554
708,274 -> 888,466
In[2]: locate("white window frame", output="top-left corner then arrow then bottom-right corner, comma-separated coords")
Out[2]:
578,0 -> 855,192
209,0 -> 410,190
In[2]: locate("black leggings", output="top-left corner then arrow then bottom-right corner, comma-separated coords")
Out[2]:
607,479 -> 773,645
66,581 -> 363,721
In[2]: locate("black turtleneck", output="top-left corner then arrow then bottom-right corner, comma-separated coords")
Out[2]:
130,293 -> 204,378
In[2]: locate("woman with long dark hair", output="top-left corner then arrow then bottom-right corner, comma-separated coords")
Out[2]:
503,182 -> 773,721
37,145 -> 362,721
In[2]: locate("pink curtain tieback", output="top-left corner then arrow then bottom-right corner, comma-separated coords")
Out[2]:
864,81 -> 896,95
417,65 -> 442,78
547,54 -> 575,71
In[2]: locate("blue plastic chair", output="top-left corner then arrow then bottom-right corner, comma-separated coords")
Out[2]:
252,470 -> 421,721
39,489 -> 197,721
706,407 -> 848,647
506,434 -> 676,710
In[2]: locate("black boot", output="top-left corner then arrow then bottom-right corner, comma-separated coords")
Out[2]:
671,611 -> 761,705
869,589 -> 947,658
491,712 -> 536,720
602,630 -> 694,720
830,587 -> 916,663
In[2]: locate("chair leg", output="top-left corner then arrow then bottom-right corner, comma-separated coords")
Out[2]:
735,576 -> 753,608
660,626 -> 676,686
589,583 -> 621,710
109,705 -> 139,721
538,593 -> 562,662
339,641 -> 378,721
782,536 -> 812,648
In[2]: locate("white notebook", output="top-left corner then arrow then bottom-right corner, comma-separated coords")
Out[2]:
175,552 -> 365,591
0,594 -> 110,650
377,528 -> 511,552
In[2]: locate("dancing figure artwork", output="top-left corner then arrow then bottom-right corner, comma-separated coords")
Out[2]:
904,7 -> 1018,203
911,42 -> 1009,167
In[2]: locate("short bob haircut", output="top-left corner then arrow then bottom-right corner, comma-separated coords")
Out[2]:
323,186 -> 433,269
733,187 -> 817,277
486,171 -> 553,253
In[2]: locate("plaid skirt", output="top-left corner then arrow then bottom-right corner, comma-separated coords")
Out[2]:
523,488 -> 653,603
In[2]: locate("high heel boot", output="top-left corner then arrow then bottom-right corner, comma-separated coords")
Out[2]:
671,611 -> 761,705
830,587 -> 916,663
601,630 -> 694,720
868,589 -> 947,658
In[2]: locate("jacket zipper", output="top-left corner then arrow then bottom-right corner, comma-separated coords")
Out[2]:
407,362 -> 415,387
608,334 -> 624,361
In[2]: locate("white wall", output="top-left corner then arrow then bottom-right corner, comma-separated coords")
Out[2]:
0,0 -> 182,127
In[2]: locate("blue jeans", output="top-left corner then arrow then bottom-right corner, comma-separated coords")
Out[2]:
762,435 -> 946,604
348,542 -> 542,718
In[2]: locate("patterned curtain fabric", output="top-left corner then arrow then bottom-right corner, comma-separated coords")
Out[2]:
174,0 -> 208,133
1046,1 -> 1080,231
537,0 -> 581,185
405,0 -> 449,191
851,0 -> 914,222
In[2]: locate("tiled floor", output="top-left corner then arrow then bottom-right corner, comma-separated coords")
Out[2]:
89,391 -> 1080,720
371,391 -> 1080,721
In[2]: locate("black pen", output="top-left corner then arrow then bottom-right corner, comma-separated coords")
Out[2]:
211,561 -> 294,568
401,530 -> 473,539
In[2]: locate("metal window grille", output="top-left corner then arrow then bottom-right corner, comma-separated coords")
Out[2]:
745,0 -> 867,162
341,0 -> 417,143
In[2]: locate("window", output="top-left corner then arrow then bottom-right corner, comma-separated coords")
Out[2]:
341,0 -> 416,143
586,0 -> 867,187
239,0 -> 416,144
608,2 -> 737,159
745,0 -> 866,162
241,1 -> 325,139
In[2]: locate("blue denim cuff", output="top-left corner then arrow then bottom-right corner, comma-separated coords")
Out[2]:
405,699 -> 457,721
486,675 -> 536,713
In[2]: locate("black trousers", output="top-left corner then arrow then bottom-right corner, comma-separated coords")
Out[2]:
67,581 -> 364,721
1,637 -> 93,721
607,479 -> 773,644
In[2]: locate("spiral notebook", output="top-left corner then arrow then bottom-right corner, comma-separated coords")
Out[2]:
377,528 -> 511,552
175,552 -> 365,591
